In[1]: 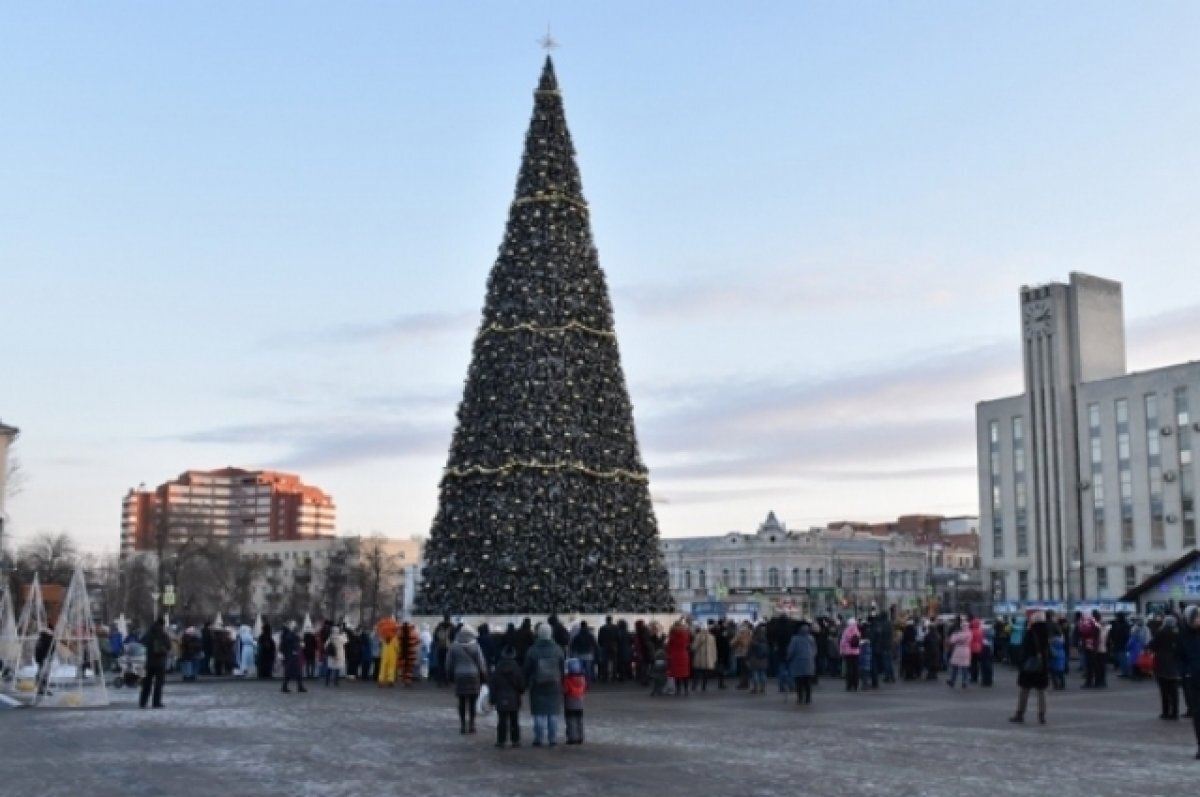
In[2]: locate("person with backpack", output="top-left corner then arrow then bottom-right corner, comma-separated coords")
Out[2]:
563,657 -> 588,745
444,625 -> 488,734
524,624 -> 565,747
489,646 -> 526,748
141,617 -> 171,709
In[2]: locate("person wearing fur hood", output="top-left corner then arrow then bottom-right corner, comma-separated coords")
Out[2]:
444,625 -> 488,734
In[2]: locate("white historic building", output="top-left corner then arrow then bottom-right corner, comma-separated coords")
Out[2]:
977,273 -> 1200,605
659,512 -> 930,617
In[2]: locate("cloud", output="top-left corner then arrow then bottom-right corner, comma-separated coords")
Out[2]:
179,298 -> 1200,489
325,310 -> 478,344
176,418 -> 450,470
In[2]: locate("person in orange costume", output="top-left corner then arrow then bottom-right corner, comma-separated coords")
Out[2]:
399,621 -> 421,686
377,617 -> 399,687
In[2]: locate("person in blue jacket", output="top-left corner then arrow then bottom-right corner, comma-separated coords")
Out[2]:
1048,628 -> 1067,690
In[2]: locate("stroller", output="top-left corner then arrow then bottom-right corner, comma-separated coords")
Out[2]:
110,641 -> 146,689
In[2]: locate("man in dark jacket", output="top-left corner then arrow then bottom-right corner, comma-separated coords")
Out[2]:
1178,606 -> 1200,758
200,622 -> 213,675
713,620 -> 730,688
514,618 -> 535,664
1109,613 -> 1131,675
141,617 -> 171,709
489,646 -> 526,748
433,614 -> 455,687
597,616 -> 618,683
280,621 -> 307,694
34,624 -> 55,696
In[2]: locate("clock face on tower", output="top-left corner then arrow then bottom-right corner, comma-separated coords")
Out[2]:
1023,299 -> 1053,338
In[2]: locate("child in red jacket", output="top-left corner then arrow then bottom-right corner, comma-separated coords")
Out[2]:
563,657 -> 588,745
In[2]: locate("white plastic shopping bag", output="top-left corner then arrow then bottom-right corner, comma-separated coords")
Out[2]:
476,684 -> 492,716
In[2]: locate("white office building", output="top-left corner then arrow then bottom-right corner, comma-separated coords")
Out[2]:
977,273 -> 1200,604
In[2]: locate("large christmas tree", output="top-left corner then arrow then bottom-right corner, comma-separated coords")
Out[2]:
417,57 -> 673,615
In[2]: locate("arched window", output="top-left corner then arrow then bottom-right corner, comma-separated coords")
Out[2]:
805,568 -> 813,587
684,570 -> 692,590
792,568 -> 800,587
852,569 -> 860,588
738,568 -> 748,588
870,570 -> 878,589
698,570 -> 707,591
768,567 -> 780,588
889,570 -> 897,589
818,568 -> 825,587
721,569 -> 730,587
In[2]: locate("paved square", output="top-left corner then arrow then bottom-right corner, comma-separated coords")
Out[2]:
1,672 -> 1196,797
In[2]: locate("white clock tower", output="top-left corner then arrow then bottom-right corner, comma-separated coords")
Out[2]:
1019,274 -> 1126,600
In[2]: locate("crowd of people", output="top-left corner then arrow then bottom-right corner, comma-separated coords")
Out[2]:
93,604 -> 1200,760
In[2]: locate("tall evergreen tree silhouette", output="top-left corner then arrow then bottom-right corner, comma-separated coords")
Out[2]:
417,57 -> 673,615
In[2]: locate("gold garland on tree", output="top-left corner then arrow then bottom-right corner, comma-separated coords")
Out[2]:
443,459 -> 649,482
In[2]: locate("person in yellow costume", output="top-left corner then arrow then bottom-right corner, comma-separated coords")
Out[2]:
376,617 -> 399,687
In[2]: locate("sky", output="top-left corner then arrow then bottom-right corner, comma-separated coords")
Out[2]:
3,3 -> 1200,554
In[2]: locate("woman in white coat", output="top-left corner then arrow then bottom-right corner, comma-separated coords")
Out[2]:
324,626 -> 348,687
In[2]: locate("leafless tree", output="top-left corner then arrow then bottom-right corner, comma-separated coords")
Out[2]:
356,535 -> 401,624
16,531 -> 79,586
318,538 -> 358,623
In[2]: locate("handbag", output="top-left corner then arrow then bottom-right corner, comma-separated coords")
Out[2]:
476,685 -> 492,716
1136,650 -> 1155,674
1021,653 -> 1043,674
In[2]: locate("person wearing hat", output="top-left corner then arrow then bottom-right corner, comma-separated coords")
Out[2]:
1149,614 -> 1182,720
488,646 -> 526,748
1010,611 -> 1050,724
563,657 -> 588,745
444,625 -> 488,734
525,624 -> 565,746
786,620 -> 817,705
279,621 -> 306,694
141,617 -> 171,709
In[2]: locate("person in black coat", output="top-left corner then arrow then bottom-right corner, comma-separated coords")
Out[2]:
513,618 -> 535,664
616,620 -> 633,682
34,624 -> 55,696
922,624 -> 942,680
901,622 -> 920,680
488,646 -> 527,748
201,622 -> 214,675
713,620 -> 731,688
1010,613 -> 1051,724
597,616 -> 618,683
257,623 -> 276,679
141,617 -> 171,709
279,621 -> 307,693
1149,615 -> 1182,720
302,629 -> 318,678
1178,606 -> 1200,758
